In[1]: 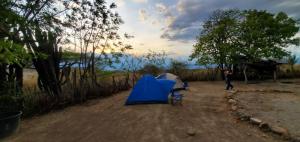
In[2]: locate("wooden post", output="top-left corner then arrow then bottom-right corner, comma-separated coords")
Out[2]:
243,64 -> 248,84
273,65 -> 277,82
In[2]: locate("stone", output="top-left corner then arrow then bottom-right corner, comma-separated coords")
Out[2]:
231,111 -> 240,117
231,105 -> 238,111
228,99 -> 237,104
250,118 -> 262,125
232,90 -> 238,94
262,134 -> 268,138
238,106 -> 244,109
270,125 -> 289,136
259,122 -> 270,132
239,113 -> 250,121
187,128 -> 196,136
226,94 -> 233,99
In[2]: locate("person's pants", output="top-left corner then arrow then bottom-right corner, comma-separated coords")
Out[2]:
226,80 -> 233,90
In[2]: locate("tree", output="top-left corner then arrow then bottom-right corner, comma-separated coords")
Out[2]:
0,0 -> 130,96
141,50 -> 168,75
121,54 -> 143,84
169,60 -> 187,77
191,9 -> 299,83
0,0 -> 74,96
237,10 -> 299,83
63,0 -> 132,90
0,40 -> 30,95
143,50 -> 168,68
190,9 -> 241,70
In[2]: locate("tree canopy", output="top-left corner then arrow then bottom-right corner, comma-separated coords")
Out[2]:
0,0 -> 130,96
190,9 -> 300,69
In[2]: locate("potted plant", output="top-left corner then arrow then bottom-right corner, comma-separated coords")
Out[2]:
0,94 -> 23,138
0,39 -> 29,138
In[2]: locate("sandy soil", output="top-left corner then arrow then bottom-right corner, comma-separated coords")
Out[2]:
4,81 -> 285,142
233,79 -> 300,139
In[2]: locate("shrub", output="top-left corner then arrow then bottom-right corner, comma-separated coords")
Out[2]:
168,60 -> 187,77
140,64 -> 162,76
0,95 -> 23,113
19,73 -> 133,118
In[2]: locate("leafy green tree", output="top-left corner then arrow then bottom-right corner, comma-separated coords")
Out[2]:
190,9 -> 241,71
1,0 -> 129,96
1,0 -> 72,96
237,10 -> 299,60
191,9 -> 299,82
237,10 -> 299,82
0,40 -> 30,95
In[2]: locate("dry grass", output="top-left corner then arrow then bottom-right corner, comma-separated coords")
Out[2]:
23,69 -> 38,89
19,64 -> 300,118
20,68 -> 133,118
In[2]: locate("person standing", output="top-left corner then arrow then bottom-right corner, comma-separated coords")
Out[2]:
224,69 -> 234,90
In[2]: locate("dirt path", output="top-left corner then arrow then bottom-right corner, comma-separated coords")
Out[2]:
4,82 -> 282,142
232,79 -> 300,139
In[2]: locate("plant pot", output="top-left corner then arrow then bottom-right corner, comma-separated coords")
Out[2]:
0,111 -> 22,138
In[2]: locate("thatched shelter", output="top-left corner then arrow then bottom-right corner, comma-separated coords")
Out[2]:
234,56 -> 285,83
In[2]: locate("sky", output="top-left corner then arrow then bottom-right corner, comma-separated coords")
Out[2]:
106,0 -> 300,60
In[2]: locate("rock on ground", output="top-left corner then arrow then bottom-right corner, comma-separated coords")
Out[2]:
270,125 -> 289,136
250,118 -> 262,125
228,99 -> 237,104
187,128 -> 196,136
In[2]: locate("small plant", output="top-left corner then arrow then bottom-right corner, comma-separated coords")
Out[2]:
169,60 -> 188,77
140,64 -> 162,76
0,95 -> 23,113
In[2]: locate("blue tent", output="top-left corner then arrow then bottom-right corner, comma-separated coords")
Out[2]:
125,75 -> 175,105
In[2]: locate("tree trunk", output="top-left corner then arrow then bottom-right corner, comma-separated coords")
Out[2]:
219,64 -> 225,80
33,59 -> 61,96
0,64 -> 7,89
15,65 -> 23,92
273,67 -> 277,82
243,65 -> 248,84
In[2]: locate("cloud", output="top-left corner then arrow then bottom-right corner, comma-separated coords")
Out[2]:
132,0 -> 147,3
155,3 -> 167,13
160,0 -> 300,41
138,9 -> 148,22
115,0 -> 125,7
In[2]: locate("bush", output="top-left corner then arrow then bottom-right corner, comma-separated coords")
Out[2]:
18,73 -> 133,118
168,60 -> 187,77
0,95 -> 23,113
140,64 -> 162,76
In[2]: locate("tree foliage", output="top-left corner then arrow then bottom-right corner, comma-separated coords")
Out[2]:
169,60 -> 187,76
237,10 -> 299,61
190,9 -> 242,69
0,0 -> 130,96
191,9 -> 299,68
0,40 -> 29,66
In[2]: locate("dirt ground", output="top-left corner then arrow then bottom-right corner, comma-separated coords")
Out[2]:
4,81 -> 291,142
233,79 -> 300,139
